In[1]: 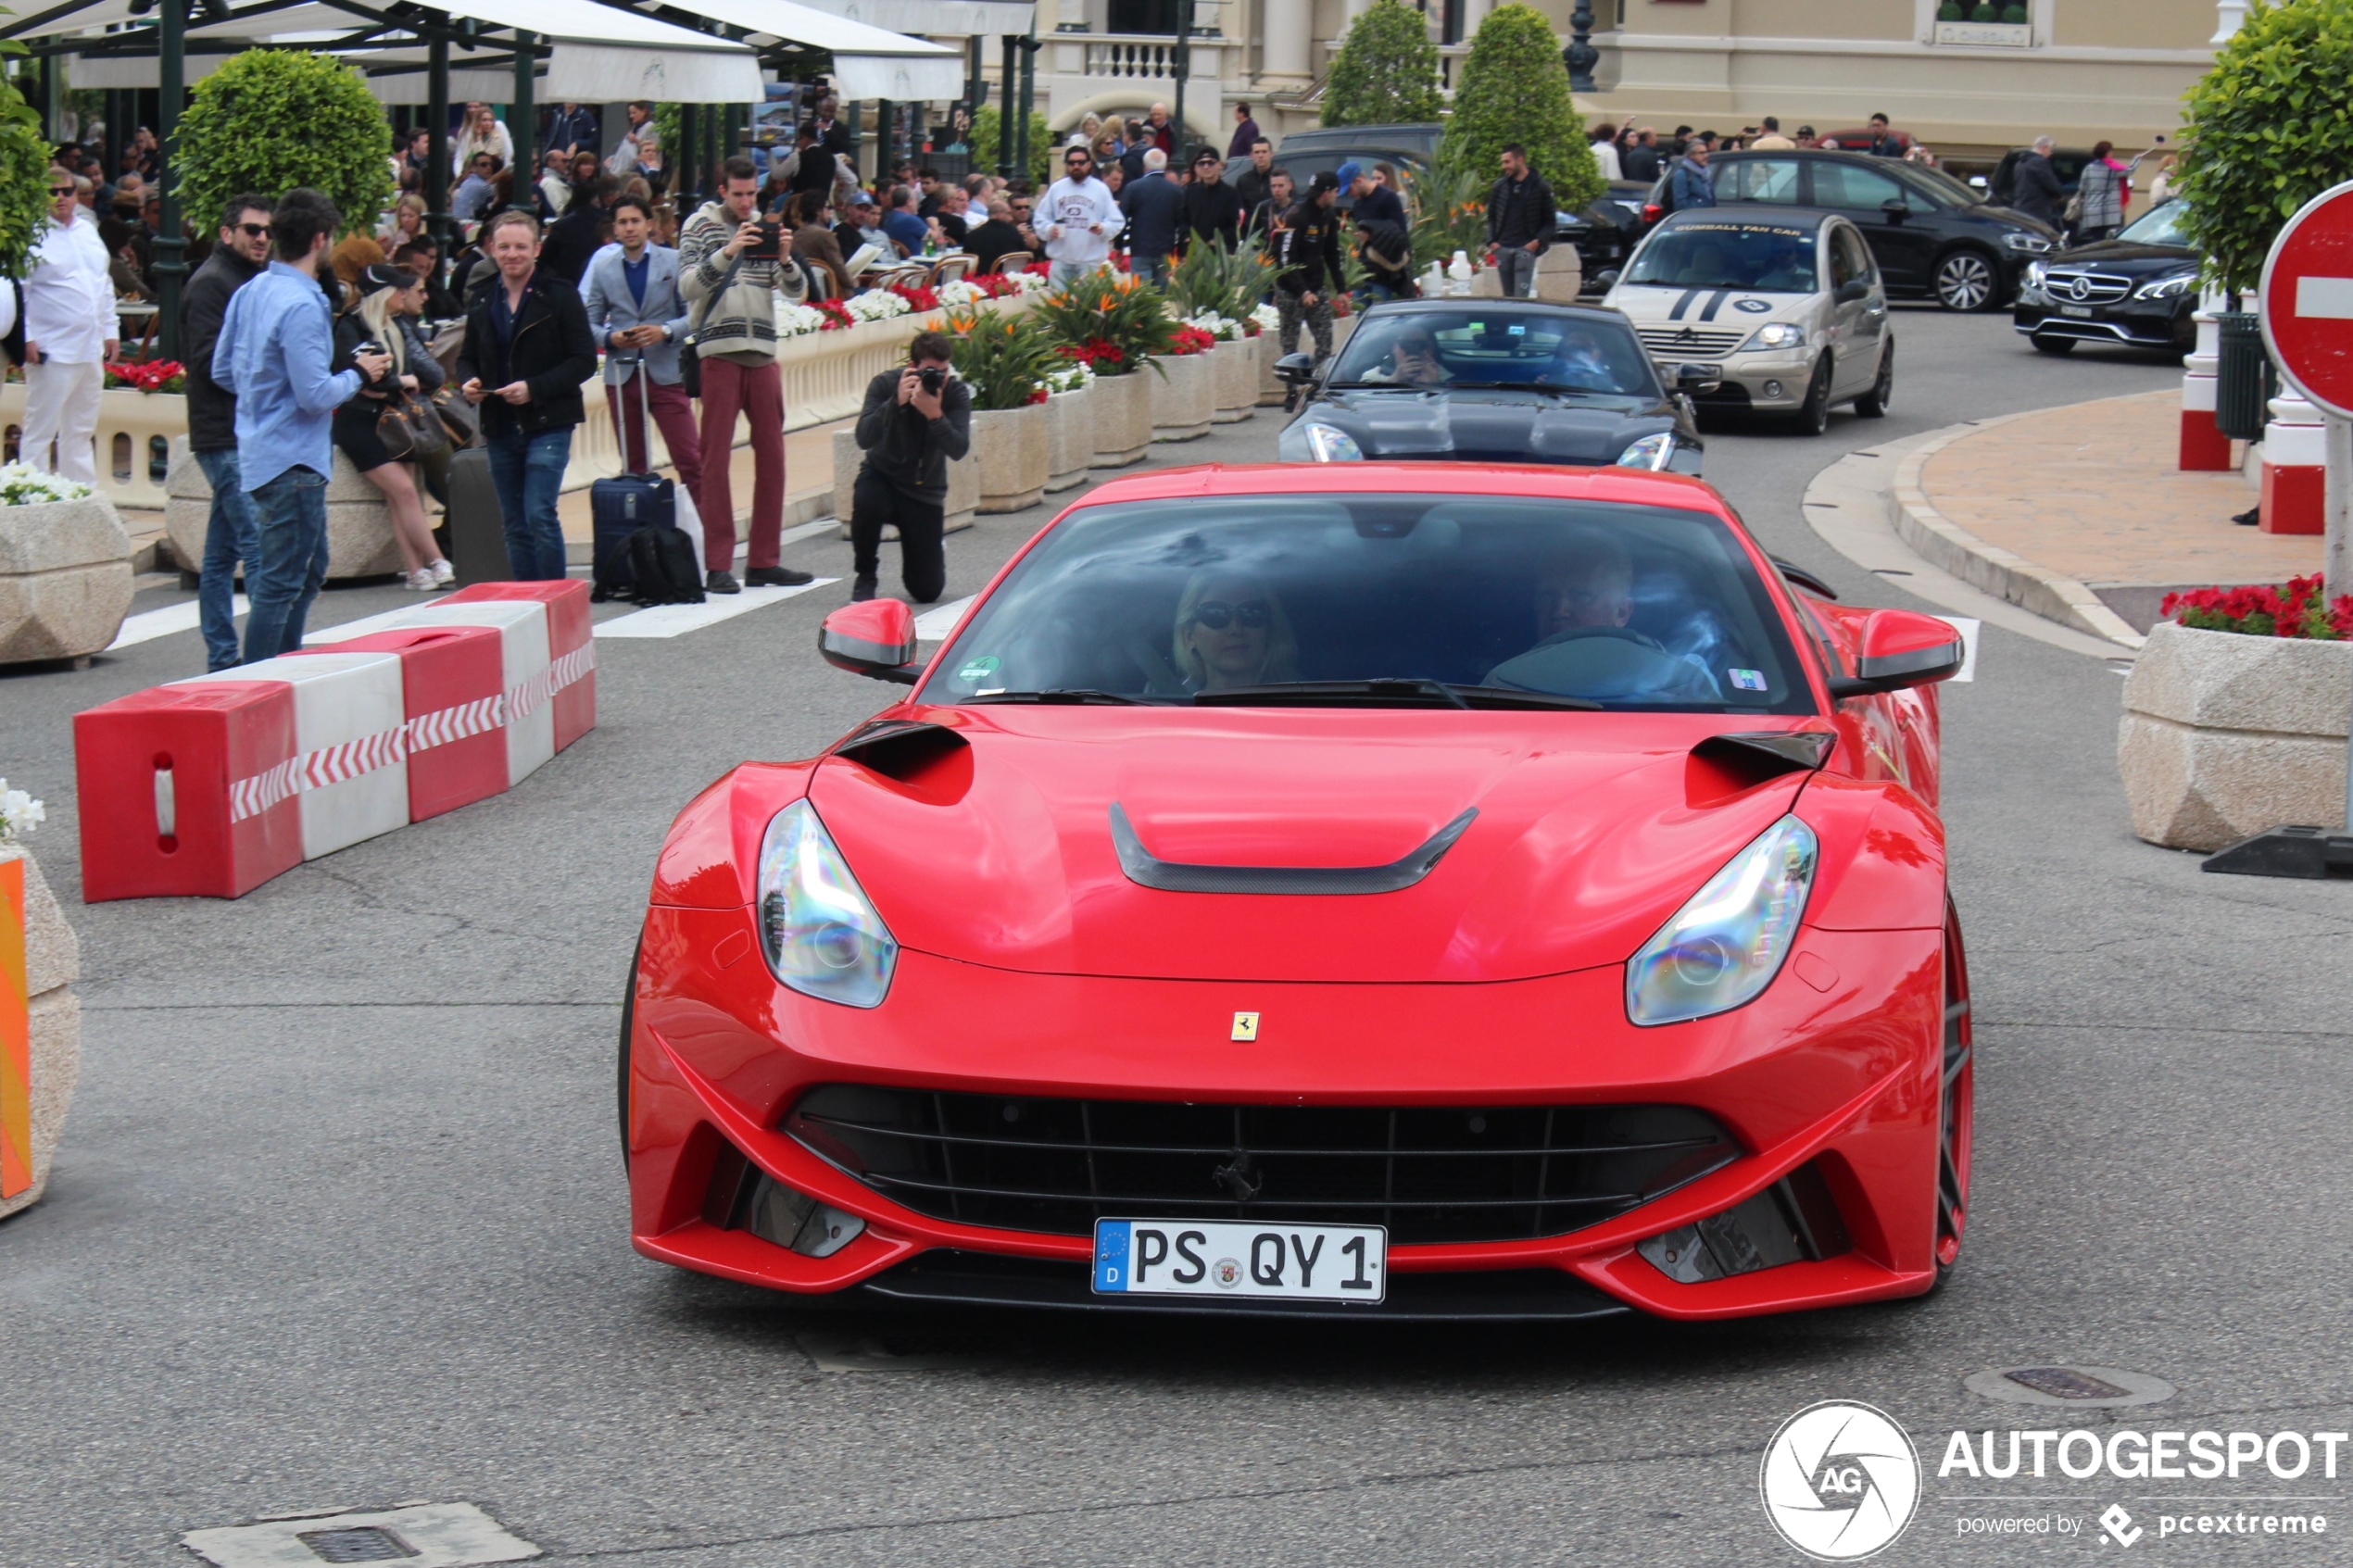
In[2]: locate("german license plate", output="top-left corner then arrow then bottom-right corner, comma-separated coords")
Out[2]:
2058,305 -> 2093,318
1092,1219 -> 1386,1303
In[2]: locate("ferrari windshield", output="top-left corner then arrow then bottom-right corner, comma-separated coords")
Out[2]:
1625,220 -> 1819,293
1328,307 -> 1659,396
925,495 -> 1813,714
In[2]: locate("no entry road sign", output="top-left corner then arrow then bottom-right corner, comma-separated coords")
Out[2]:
2262,180 -> 2353,419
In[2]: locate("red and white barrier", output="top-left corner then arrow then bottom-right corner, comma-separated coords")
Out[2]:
2181,311 -> 2232,471
78,581 -> 599,900
2259,391 -> 2326,535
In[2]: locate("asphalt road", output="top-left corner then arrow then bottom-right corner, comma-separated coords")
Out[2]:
7,313 -> 2348,1568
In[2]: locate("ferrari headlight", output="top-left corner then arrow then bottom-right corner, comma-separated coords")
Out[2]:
1303,422 -> 1364,462
1744,321 -> 1804,351
1616,431 -> 1675,470
1626,816 -> 1817,1026
2003,232 -> 2054,254
757,799 -> 898,1009
2135,271 -> 2195,300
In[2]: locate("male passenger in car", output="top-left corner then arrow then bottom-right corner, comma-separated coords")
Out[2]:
1486,537 -> 1724,702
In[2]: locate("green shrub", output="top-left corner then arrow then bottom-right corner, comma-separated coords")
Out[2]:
944,308 -> 1060,409
1323,0 -> 1445,129
1437,5 -> 1603,212
2177,0 -> 2353,295
175,50 -> 393,238
1168,237 -> 1272,323
0,41 -> 51,277
972,105 -> 1053,187
1033,268 -> 1176,375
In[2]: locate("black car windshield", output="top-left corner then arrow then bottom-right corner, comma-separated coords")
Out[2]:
1903,165 -> 1984,207
2117,200 -> 2192,247
1328,307 -> 1659,396
925,495 -> 1813,714
1626,220 -> 1819,293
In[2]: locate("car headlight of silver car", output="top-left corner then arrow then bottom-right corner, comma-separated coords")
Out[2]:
1744,321 -> 1805,351
758,799 -> 898,1009
2134,271 -> 2196,300
1626,816 -> 1818,1026
1301,422 -> 1365,463
1616,432 -> 1676,470
2003,232 -> 2054,254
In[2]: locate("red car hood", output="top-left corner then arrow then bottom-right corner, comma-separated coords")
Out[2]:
806,707 -> 1812,984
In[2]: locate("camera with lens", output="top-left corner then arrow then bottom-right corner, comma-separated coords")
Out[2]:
918,365 -> 947,395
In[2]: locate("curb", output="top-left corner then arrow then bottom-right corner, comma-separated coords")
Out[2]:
1885,405 -> 2147,652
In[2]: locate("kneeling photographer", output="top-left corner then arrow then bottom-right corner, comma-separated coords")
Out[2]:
849,330 -> 970,603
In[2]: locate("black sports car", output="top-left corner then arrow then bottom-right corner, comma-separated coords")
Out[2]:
2011,200 -> 2201,354
1274,299 -> 1705,474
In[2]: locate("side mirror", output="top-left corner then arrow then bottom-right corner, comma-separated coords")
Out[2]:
1835,279 -> 1871,304
1595,268 -> 1622,290
819,599 -> 921,684
1824,608 -> 1964,698
1674,362 -> 1720,394
1273,352 -> 1316,383
1880,199 -> 1910,221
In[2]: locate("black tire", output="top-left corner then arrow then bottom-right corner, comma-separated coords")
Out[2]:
1932,248 -> 1999,311
619,938 -> 640,1170
2031,335 -> 2078,356
1931,897 -> 1973,1292
1855,343 -> 1893,418
1790,358 -> 1832,436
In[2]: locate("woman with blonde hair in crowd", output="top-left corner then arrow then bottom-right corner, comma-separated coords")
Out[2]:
378,193 -> 425,250
452,103 -> 512,176
331,265 -> 454,590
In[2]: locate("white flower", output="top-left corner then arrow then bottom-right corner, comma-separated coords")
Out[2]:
1008,270 -> 1049,294
936,280 -> 986,308
1182,311 -> 1243,342
845,290 -> 912,322
0,781 -> 44,842
1045,358 -> 1095,394
0,461 -> 93,507
775,302 -> 831,338
1249,303 -> 1281,333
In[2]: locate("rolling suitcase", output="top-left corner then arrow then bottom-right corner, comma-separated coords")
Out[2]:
442,445 -> 514,587
590,366 -> 677,602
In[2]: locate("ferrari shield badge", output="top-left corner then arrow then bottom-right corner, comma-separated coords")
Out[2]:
1230,1011 -> 1260,1041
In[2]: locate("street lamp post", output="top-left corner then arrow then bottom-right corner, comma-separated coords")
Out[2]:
425,25 -> 451,251
1567,0 -> 1599,93
997,34 -> 1015,179
155,0 -> 185,358
1171,0 -> 1193,158
509,30 -> 535,211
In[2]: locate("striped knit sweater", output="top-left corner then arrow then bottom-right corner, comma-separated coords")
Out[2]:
678,199 -> 808,365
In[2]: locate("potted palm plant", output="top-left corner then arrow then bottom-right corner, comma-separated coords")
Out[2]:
1036,270 -> 1176,469
945,310 -> 1057,513
1170,241 -> 1273,423
1042,358 -> 1096,495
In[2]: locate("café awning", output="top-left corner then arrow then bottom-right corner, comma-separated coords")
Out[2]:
599,0 -> 965,99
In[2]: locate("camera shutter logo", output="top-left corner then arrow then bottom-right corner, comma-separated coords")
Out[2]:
1758,1400 -> 1919,1561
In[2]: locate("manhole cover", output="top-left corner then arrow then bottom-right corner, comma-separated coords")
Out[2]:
1965,1365 -> 2175,1409
297,1527 -> 418,1563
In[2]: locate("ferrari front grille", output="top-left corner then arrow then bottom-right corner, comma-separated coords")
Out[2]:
1635,324 -> 1750,356
786,1087 -> 1739,1244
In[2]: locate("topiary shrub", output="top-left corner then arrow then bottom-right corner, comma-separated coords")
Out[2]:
1323,0 -> 1445,129
2178,0 -> 2353,295
0,55 -> 52,277
973,105 -> 1053,187
175,49 -> 393,237
1437,4 -> 1603,213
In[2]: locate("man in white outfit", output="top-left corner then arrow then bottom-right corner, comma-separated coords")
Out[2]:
20,166 -> 117,483
1039,143 -> 1123,287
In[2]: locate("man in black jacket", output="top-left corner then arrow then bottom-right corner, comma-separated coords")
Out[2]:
1183,149 -> 1244,252
1120,147 -> 1189,283
180,192 -> 273,671
1272,171 -> 1342,364
457,209 -> 598,580
2011,136 -> 2068,227
849,331 -> 972,604
1486,145 -> 1555,298
1232,137 -> 1276,218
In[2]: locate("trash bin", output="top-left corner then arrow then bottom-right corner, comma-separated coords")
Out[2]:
2215,312 -> 2271,441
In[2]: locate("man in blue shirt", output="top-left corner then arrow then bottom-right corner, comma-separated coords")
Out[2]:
211,188 -> 388,661
880,184 -> 929,257
452,151 -> 498,223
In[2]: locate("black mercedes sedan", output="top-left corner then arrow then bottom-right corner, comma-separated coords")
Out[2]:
2011,200 -> 2201,354
1274,299 -> 1705,475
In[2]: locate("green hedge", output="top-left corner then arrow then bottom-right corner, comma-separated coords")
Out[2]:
175,50 -> 393,237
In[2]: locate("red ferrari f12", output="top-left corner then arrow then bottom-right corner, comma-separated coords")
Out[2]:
625,463 -> 1972,1321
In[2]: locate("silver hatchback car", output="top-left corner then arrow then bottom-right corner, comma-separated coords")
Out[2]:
1602,207 -> 1894,434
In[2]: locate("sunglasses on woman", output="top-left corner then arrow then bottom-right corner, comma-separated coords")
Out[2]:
1189,599 -> 1271,631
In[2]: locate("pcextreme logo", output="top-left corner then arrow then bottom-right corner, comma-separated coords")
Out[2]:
1761,1401 -> 1923,1561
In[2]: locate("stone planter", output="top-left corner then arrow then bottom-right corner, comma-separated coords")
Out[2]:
166,440 -> 403,581
1089,370 -> 1153,468
1469,268 -> 1505,298
2118,621 -> 2353,850
830,429 -> 977,544
1212,338 -> 1256,423
970,403 -> 1049,514
1535,250 -> 1586,302
0,493 -> 135,666
1,845 -> 80,1222
1151,351 -> 1215,442
1044,383 -> 1093,493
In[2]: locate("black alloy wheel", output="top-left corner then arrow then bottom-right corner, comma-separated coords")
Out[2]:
1934,248 -> 1998,311
1791,358 -> 1832,436
1934,897 -> 1973,1287
2032,335 -> 2078,355
1855,342 -> 1893,418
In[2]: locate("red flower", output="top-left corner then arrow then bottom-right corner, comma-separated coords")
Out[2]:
1026,386 -> 1049,405
2164,574 -> 2352,639
1167,326 -> 1216,357
890,282 -> 940,313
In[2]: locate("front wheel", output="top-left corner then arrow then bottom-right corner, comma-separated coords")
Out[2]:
1933,898 -> 1973,1287
1933,249 -> 1998,311
1855,343 -> 1893,418
619,938 -> 641,1169
1790,358 -> 1832,436
2031,335 -> 2078,356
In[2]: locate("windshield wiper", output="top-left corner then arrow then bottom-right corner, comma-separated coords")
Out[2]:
1196,679 -> 1598,711
963,688 -> 1151,705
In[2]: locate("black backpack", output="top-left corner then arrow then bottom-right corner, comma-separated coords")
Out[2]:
624,523 -> 706,607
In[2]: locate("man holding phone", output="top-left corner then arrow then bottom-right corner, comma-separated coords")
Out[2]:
679,155 -> 812,594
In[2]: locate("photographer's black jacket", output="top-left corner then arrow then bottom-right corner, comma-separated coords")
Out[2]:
854,368 -> 973,504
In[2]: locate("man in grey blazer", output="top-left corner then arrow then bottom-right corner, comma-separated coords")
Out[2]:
581,193 -> 703,503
